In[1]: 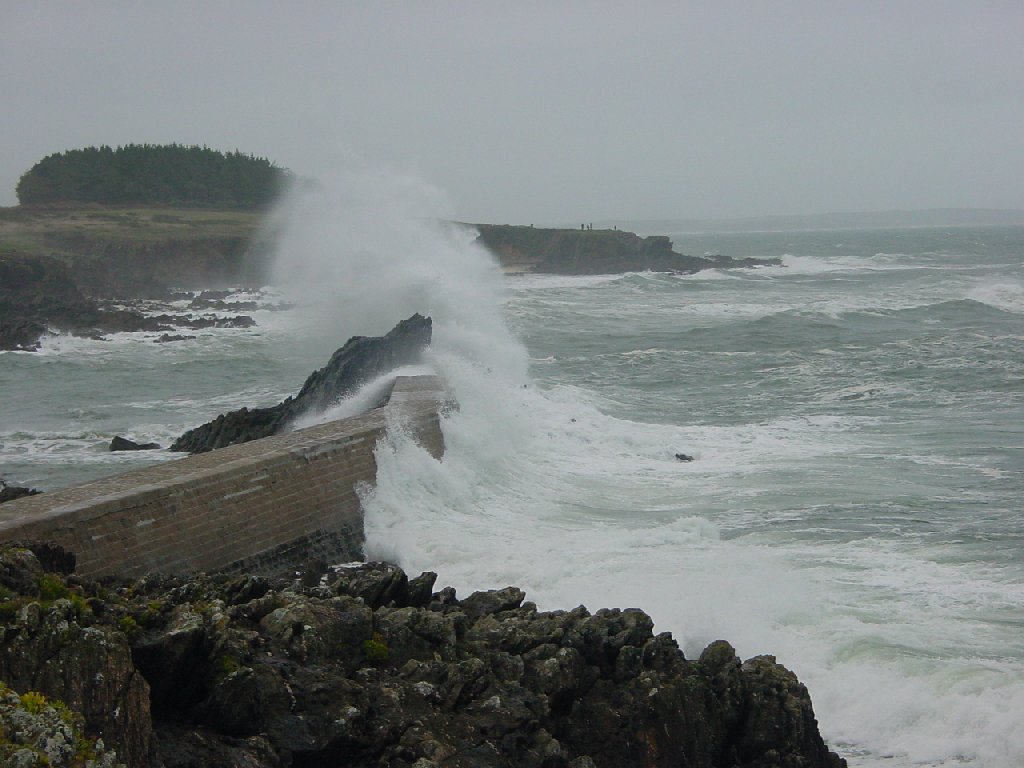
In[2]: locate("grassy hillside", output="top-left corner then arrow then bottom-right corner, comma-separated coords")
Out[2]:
0,206 -> 268,297
0,205 -> 261,254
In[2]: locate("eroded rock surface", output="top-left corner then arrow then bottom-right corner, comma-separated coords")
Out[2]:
0,547 -> 845,768
170,313 -> 433,453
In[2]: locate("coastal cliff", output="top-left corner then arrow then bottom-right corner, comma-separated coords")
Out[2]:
0,547 -> 845,768
0,206 -> 271,350
0,206 -> 269,298
473,224 -> 777,275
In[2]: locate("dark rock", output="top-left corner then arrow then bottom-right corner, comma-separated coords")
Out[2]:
0,253 -> 166,351
0,547 -> 44,595
199,664 -> 294,737
0,549 -> 846,768
170,313 -> 432,453
110,435 -> 162,451
299,557 -> 330,588
0,550 -> 153,766
0,318 -> 47,350
406,571 -> 438,608
198,289 -> 235,301
150,313 -> 256,330
675,452 -> 695,462
460,586 -> 526,619
131,604 -> 212,716
21,541 -> 76,575
474,224 -> 781,276
155,333 -> 195,343
155,726 -> 283,768
189,298 -> 259,311
333,562 -> 410,609
0,480 -> 41,504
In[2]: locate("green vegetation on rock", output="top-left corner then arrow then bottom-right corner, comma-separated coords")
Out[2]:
0,683 -> 122,767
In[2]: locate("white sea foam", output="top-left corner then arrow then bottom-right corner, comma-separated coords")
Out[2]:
335,202 -> 1024,767
966,278 -> 1024,314
269,164 -> 526,384
289,364 -> 435,429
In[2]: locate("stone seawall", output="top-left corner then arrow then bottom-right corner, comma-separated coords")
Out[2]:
0,375 -> 445,579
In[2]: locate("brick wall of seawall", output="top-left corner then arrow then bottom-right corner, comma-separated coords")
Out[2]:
0,375 -> 446,579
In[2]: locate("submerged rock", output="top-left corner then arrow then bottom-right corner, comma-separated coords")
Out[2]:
110,436 -> 162,452
0,549 -> 846,768
170,313 -> 432,453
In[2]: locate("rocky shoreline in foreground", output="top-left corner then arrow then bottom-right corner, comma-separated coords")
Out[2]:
0,545 -> 845,768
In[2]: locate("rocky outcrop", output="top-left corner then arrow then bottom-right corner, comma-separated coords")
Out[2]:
0,252 -> 264,351
170,314 -> 433,453
0,254 -> 156,350
0,481 -> 41,505
109,437 -> 162,452
0,548 -> 152,767
473,224 -> 780,275
0,548 -> 845,768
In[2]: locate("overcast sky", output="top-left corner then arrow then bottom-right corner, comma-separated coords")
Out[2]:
2,1 -> 1022,223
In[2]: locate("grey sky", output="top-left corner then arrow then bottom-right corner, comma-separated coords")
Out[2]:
2,1 -> 1022,223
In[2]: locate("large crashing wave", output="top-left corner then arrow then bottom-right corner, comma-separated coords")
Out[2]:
267,168 -> 1024,768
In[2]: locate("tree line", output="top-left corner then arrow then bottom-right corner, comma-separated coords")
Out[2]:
16,144 -> 289,208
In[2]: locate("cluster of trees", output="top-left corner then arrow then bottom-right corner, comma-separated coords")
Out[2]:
16,144 -> 289,208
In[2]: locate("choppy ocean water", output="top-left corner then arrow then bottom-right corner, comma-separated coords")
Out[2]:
2,217 -> 1022,767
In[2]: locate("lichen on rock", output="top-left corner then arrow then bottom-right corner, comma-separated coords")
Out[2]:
0,545 -> 846,768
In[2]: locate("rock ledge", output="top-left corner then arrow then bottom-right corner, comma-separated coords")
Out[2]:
0,547 -> 845,768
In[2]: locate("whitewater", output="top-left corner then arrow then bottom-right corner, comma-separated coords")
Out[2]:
1,175 -> 1022,767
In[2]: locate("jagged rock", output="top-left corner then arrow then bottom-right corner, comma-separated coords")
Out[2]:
131,604 -> 211,716
406,571 -> 438,608
460,586 -> 526,619
110,436 -> 162,452
170,313 -> 432,453
0,548 -> 846,768
0,318 -> 46,351
0,548 -> 44,596
0,553 -> 152,766
0,254 -> 165,351
188,298 -> 259,311
332,562 -> 411,609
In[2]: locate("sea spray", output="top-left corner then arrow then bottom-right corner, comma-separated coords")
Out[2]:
267,165 -> 840,756
269,163 -> 528,381
266,178 -> 1024,768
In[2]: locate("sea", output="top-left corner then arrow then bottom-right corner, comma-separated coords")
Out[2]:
1,183 -> 1022,767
